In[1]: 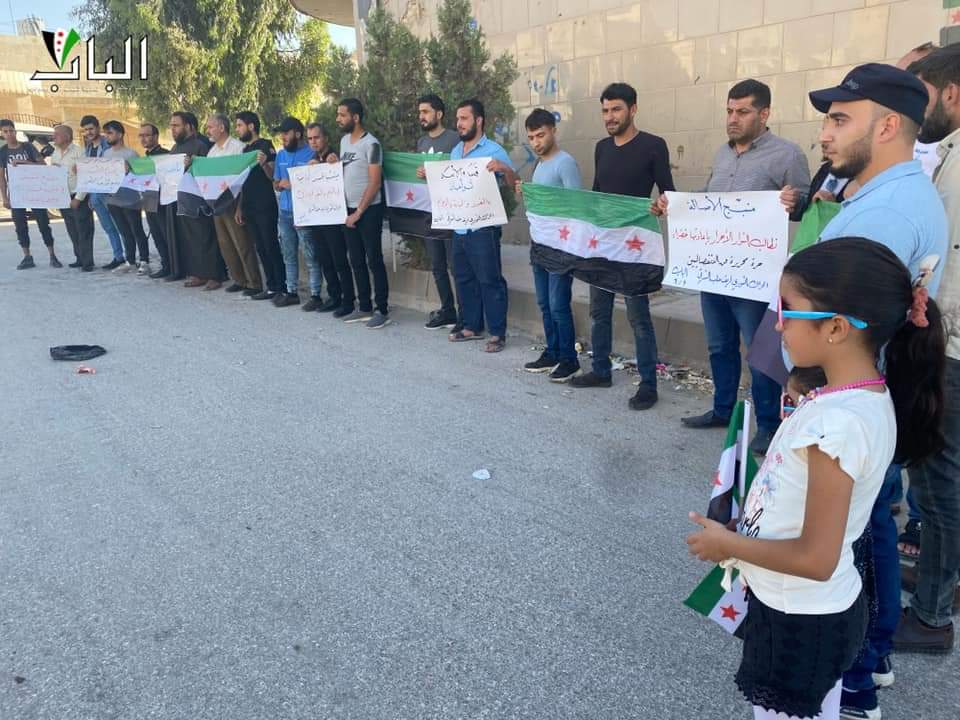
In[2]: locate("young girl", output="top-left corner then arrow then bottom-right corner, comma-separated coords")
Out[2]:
687,238 -> 945,720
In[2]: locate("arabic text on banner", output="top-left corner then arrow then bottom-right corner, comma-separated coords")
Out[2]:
664,191 -> 789,302
424,156 -> 508,231
8,164 -> 70,209
155,154 -> 186,206
75,157 -> 127,194
288,162 -> 348,227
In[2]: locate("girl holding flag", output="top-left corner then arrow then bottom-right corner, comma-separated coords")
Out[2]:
686,238 -> 944,720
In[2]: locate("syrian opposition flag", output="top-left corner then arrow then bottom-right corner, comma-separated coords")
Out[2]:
177,151 -> 258,217
523,183 -> 665,296
746,200 -> 842,387
108,156 -> 160,213
684,400 -> 756,635
383,151 -> 450,237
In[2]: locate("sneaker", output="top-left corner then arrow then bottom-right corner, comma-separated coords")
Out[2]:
892,606 -> 954,654
149,268 -> 170,279
681,410 -> 729,428
242,288 -> 260,297
524,352 -> 559,373
17,255 -> 35,270
333,305 -> 354,319
102,258 -> 123,270
113,262 -> 135,273
749,428 -> 777,456
137,261 -> 152,275
274,292 -> 300,308
872,656 -> 894,689
840,687 -> 881,720
342,309 -> 374,324
569,371 -> 612,389
49,255 -> 63,268
317,297 -> 340,312
251,290 -> 276,301
629,384 -> 658,410
549,359 -> 581,383
425,311 -> 457,330
366,311 -> 392,329
302,295 -> 323,312
225,283 -> 244,293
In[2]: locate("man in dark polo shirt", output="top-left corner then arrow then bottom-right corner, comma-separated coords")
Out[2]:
569,83 -> 674,411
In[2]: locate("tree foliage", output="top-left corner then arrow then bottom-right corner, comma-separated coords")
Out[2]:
73,0 -> 332,129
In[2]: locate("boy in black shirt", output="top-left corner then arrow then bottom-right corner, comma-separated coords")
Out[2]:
0,119 -> 60,269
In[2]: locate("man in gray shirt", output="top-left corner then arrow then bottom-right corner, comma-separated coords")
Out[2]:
102,121 -> 151,273
415,94 -> 462,331
653,79 -> 810,454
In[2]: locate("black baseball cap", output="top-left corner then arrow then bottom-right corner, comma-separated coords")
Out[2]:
272,117 -> 304,134
809,63 -> 929,127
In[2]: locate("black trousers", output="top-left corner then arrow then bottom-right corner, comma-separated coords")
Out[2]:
62,197 -> 95,268
12,208 -> 54,250
344,203 -> 388,314
108,205 -> 149,264
309,225 -> 354,308
426,232 -> 461,319
145,209 -> 168,271
243,202 -> 285,293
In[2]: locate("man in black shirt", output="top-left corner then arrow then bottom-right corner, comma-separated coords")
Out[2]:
569,83 -> 674,411
235,111 -> 285,300
139,123 -> 172,278
0,118 -> 60,269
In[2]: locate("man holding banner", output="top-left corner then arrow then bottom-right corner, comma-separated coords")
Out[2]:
102,121 -> 151,274
50,124 -> 95,272
80,115 -> 126,270
139,124 -> 171,279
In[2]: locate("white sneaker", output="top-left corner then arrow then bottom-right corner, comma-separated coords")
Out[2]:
137,261 -> 152,276
113,262 -> 135,273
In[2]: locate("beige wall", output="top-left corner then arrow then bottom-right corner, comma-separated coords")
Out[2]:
389,0 -> 949,190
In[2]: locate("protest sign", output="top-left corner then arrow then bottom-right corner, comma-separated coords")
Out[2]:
154,154 -> 185,206
8,164 -> 69,209
288,162 -> 347,226
75,157 -> 126,194
424,157 -> 507,231
664,191 -> 789,302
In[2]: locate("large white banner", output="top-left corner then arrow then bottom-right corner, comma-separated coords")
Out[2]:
75,157 -> 126,194
664,191 -> 789,302
289,162 -> 347,227
154,154 -> 186,206
425,156 -> 508,231
8,164 -> 69,209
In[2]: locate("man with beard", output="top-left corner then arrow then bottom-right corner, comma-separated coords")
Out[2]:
414,94 -> 463,331
573,83 -> 673,408
79,115 -> 125,269
102,121 -> 151,274
235,111 -> 284,301
653,79 -> 809,442
446,98 -> 516,352
806,64 -> 947,720
170,111 -> 224,290
138,123 -> 171,278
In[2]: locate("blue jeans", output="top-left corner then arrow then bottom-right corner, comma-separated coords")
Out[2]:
843,464 -> 903,691
532,263 -> 576,363
588,286 -> 658,387
452,227 -> 508,337
700,292 -> 780,432
89,193 -> 124,261
278,210 -> 322,295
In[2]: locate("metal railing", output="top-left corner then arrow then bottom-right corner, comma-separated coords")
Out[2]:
5,113 -> 58,128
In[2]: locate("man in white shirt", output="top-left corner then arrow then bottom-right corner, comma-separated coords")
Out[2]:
206,113 -> 262,296
50,124 -> 94,271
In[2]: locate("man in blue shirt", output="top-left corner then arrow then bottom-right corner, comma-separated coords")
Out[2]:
807,63 -> 947,720
519,108 -> 583,381
272,117 -> 322,308
447,99 -> 517,354
79,115 -> 126,269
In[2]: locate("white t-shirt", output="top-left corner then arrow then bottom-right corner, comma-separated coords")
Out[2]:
736,389 -> 895,614
206,136 -> 245,157
914,140 -> 941,178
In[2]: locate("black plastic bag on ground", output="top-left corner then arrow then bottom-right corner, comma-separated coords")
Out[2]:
49,345 -> 107,361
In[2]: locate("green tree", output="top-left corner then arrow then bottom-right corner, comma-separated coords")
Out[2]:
73,0 -> 332,129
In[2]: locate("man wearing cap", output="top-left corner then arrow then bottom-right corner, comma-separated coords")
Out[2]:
808,62 -> 948,720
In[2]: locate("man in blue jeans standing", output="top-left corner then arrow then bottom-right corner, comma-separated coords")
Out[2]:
79,115 -> 125,269
446,99 -> 516,354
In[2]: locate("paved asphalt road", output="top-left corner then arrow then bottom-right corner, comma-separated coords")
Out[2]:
1,221 -> 957,719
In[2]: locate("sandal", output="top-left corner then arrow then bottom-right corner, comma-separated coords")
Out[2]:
898,518 -> 922,561
449,330 -> 484,342
484,337 -> 505,353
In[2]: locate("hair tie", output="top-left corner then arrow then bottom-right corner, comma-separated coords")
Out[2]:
909,287 -> 930,328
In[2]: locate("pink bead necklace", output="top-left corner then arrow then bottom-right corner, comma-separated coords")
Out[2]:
800,376 -> 886,406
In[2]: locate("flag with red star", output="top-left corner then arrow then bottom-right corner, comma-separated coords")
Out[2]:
108,156 -> 161,213
383,151 -> 450,237
523,183 -> 665,296
685,566 -> 750,634
176,151 -> 259,217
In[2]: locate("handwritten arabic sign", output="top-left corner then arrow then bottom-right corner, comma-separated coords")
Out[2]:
8,164 -> 70,209
425,157 -> 508,231
288,162 -> 348,227
664,191 -> 789,302
154,154 -> 185,206
76,158 -> 126,194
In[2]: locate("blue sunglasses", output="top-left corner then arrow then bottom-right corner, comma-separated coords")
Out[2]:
778,297 -> 868,330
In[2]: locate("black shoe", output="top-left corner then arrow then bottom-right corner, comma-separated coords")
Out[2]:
524,352 -> 559,373
449,321 -> 465,335
681,410 -> 729,429
17,255 -> 35,270
569,371 -> 612,389
302,295 -> 323,312
318,297 -> 340,313
225,283 -> 244,293
149,268 -> 170,279
839,687 -> 880,720
81,265 -> 95,272
425,311 -> 458,330
242,288 -> 260,297
333,305 -> 354,319
749,428 -> 777,456
629,384 -> 659,411
549,359 -> 581,383
49,255 -> 63,268
102,258 -> 123,270
251,290 -> 276,301
163,274 -> 183,282
68,261 -> 82,268
274,292 -> 301,307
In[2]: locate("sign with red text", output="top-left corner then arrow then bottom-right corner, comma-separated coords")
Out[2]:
664,191 -> 789,302
76,158 -> 126,194
8,163 -> 69,209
